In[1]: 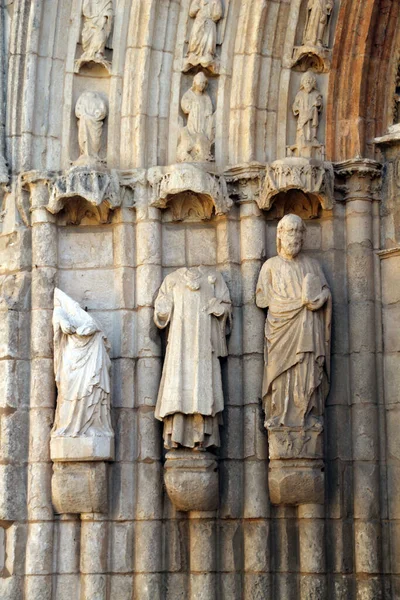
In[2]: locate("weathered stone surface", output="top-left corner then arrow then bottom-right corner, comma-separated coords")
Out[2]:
51,462 -> 108,514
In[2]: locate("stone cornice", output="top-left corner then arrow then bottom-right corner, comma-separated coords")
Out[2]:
377,247 -> 400,260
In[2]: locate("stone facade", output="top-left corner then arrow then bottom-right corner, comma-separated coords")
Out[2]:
0,1 -> 400,599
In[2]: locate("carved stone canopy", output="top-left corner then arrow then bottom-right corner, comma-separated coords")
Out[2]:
48,167 -> 121,224
259,157 -> 334,214
291,45 -> 332,73
147,163 -> 232,220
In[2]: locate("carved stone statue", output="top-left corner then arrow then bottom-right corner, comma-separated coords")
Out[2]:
51,288 -> 114,461
291,72 -> 323,158
183,0 -> 223,73
75,91 -> 108,167
256,214 -> 331,432
75,0 -> 113,71
177,72 -> 215,163
303,0 -> 333,47
154,266 -> 231,449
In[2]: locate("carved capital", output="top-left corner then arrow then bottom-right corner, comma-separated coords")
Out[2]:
224,162 -> 265,202
334,158 -> 382,202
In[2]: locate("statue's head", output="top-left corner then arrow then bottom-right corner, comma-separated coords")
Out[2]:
277,214 -> 306,259
300,71 -> 317,93
193,72 -> 208,93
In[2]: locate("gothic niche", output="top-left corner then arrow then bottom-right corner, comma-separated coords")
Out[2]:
46,91 -> 121,224
292,0 -> 334,73
75,0 -> 114,73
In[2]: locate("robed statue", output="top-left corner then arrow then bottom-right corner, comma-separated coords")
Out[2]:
292,71 -> 323,157
303,0 -> 333,47
177,72 -> 215,162
256,214 -> 331,432
154,266 -> 231,449
183,0 -> 223,73
75,91 -> 108,166
51,289 -> 114,460
75,0 -> 113,71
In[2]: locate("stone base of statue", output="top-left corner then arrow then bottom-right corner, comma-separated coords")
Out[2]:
269,458 -> 324,506
52,462 -> 108,514
268,427 -> 324,505
164,449 -> 219,512
291,44 -> 332,73
50,434 -> 115,462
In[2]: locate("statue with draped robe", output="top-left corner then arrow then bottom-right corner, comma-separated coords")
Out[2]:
177,72 -> 215,162
183,0 -> 223,73
75,91 -> 108,166
256,214 -> 331,433
154,266 -> 231,449
292,71 -> 323,157
75,0 -> 113,71
303,0 -> 333,47
51,289 -> 114,461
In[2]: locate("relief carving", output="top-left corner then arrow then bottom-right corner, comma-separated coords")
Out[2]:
289,72 -> 324,160
75,0 -> 113,73
182,0 -> 223,74
256,214 -> 331,504
50,288 -> 114,462
292,0 -> 333,72
75,91 -> 108,167
177,72 -> 215,163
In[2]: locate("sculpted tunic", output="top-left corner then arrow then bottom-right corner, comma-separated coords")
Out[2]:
52,289 -> 113,438
154,266 -> 231,449
256,254 -> 331,428
187,0 -> 223,66
82,0 -> 113,58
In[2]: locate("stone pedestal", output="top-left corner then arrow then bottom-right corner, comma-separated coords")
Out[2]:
164,449 -> 219,512
269,459 -> 324,506
50,435 -> 114,462
268,428 -> 324,505
52,462 -> 108,514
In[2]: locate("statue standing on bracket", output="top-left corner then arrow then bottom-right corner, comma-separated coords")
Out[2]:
291,71 -> 323,158
303,0 -> 333,48
75,0 -> 113,72
177,72 -> 215,163
256,214 -> 331,433
183,0 -> 223,74
51,289 -> 114,460
154,266 -> 231,450
75,91 -> 108,167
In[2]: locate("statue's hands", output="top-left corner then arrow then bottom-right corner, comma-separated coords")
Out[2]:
60,319 -> 76,335
305,288 -> 330,311
76,324 -> 97,336
205,297 -> 225,316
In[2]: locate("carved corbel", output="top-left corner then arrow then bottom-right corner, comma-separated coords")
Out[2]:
259,157 -> 334,217
147,163 -> 232,221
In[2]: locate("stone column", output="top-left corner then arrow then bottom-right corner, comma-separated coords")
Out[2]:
23,173 -> 57,599
80,514 -> 109,600
134,189 -> 164,600
236,169 -> 271,599
298,504 -> 326,599
336,158 -> 383,599
189,511 -> 217,600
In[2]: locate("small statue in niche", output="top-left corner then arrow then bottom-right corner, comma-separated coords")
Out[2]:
303,0 -> 333,48
291,71 -> 323,158
177,72 -> 215,163
74,91 -> 108,167
256,214 -> 331,432
75,0 -> 113,72
182,0 -> 224,74
154,266 -> 231,450
51,289 -> 114,460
